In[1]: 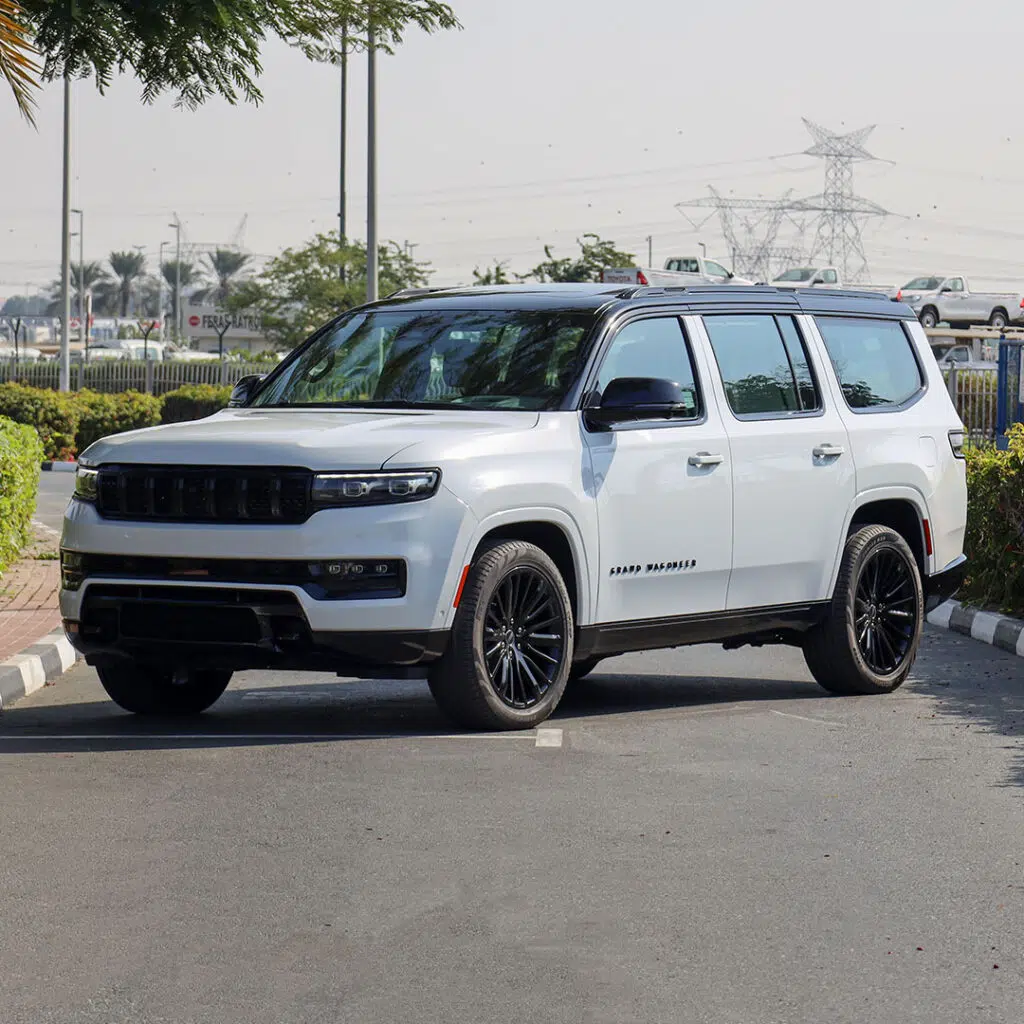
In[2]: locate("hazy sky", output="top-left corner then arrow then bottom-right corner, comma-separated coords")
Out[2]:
3,0 -> 1024,300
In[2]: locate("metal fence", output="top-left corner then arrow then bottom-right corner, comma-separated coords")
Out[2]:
0,359 -> 269,396
945,366 -> 998,441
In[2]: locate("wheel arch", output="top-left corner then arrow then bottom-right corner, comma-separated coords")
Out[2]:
829,489 -> 932,598
443,508 -> 594,630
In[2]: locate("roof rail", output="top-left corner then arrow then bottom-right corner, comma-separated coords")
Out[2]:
383,286 -> 452,300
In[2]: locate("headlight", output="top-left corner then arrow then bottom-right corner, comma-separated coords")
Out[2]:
311,470 -> 440,509
74,466 -> 99,502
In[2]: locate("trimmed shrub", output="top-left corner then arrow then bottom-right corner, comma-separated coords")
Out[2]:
962,424 -> 1024,613
0,417 -> 44,574
0,382 -> 79,461
75,389 -> 162,455
161,384 -> 232,424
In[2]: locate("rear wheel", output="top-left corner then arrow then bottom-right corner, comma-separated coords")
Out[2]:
803,525 -> 923,696
97,662 -> 232,715
428,540 -> 573,730
989,308 -> 1009,329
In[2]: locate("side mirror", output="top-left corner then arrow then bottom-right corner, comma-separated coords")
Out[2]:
585,377 -> 694,429
940,286 -> 953,293
228,373 -> 266,407
811,276 -> 824,286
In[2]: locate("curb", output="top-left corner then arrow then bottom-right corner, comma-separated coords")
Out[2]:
0,630 -> 78,711
927,599 -> 1024,658
41,461 -> 77,473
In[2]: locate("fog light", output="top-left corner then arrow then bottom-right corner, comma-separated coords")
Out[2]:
61,549 -> 85,591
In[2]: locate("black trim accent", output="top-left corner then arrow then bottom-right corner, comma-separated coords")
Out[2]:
924,555 -> 967,613
70,583 -> 448,677
574,602 -> 830,660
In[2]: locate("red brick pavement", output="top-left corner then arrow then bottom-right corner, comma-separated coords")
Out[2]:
0,547 -> 62,663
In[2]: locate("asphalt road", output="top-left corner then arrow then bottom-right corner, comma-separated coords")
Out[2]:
34,469 -> 75,535
0,625 -> 1021,1023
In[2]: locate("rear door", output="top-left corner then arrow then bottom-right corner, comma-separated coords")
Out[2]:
694,312 -> 855,610
583,314 -> 733,624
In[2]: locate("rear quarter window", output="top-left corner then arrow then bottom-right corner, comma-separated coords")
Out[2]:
814,317 -> 924,410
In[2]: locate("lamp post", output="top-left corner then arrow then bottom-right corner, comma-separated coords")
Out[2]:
169,216 -> 182,344
158,241 -> 171,341
339,23 -> 348,282
59,75 -> 72,392
71,209 -> 85,358
366,21 -> 378,303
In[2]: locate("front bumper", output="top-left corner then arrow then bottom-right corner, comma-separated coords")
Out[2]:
924,554 -> 967,613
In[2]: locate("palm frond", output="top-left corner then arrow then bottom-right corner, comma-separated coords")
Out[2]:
0,0 -> 40,127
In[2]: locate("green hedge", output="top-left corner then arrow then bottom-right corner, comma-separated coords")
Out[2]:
160,384 -> 232,424
0,383 -> 79,461
75,389 -> 162,454
0,417 -> 44,574
962,424 -> 1024,613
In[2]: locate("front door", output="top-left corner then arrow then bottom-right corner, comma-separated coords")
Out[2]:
695,312 -> 855,611
583,315 -> 733,624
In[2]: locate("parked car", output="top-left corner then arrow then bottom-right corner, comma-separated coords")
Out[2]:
897,275 -> 1024,330
61,283 -> 967,730
931,342 -> 997,372
770,267 -> 896,296
602,256 -> 753,287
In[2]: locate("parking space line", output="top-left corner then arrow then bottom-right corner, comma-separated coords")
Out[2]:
535,728 -> 563,748
770,709 -> 846,727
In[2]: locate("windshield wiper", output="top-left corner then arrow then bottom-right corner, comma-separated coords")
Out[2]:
260,399 -> 467,410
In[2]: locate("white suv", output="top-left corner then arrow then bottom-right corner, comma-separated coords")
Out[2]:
61,284 -> 968,730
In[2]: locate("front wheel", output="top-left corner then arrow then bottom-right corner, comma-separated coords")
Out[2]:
98,662 -> 232,715
428,540 -> 573,730
803,525 -> 923,696
919,307 -> 939,329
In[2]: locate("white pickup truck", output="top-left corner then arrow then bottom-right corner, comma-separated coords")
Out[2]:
771,266 -> 897,296
601,256 -> 753,287
896,275 -> 1024,330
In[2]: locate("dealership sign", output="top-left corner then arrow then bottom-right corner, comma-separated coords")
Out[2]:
183,302 -> 264,340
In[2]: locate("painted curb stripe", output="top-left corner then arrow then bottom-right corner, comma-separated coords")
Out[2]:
0,633 -> 79,711
930,599 -> 1024,659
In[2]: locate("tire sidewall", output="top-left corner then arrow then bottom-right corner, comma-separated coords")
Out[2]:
461,543 -> 573,727
841,531 -> 923,689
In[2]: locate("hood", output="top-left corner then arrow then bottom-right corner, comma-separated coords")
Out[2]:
81,407 -> 541,470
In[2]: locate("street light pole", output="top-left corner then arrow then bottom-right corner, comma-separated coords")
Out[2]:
169,216 -> 182,344
72,209 -> 85,356
366,21 -> 378,304
339,23 -> 348,281
59,75 -> 72,392
646,235 -> 653,266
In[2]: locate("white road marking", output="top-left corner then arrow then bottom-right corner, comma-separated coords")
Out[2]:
770,709 -> 846,727
534,728 -> 563,748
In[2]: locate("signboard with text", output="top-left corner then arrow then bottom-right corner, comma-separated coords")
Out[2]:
183,302 -> 264,340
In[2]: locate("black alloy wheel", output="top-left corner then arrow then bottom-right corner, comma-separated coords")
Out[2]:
483,566 -> 567,709
854,546 -> 919,675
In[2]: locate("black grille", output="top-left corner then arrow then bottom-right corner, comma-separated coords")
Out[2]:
95,465 -> 312,523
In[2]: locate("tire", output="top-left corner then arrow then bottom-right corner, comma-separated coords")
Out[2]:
989,309 -> 1008,330
428,540 -> 573,730
97,662 -> 232,715
803,525 -> 923,696
919,307 -> 939,329
568,657 -> 603,683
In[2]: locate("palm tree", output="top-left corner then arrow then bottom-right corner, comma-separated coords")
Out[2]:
161,260 -> 204,321
202,248 -> 251,304
108,250 -> 147,317
0,0 -> 39,126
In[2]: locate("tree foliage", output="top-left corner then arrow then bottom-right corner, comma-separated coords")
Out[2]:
525,234 -> 635,283
107,250 -> 147,317
472,261 -> 513,286
0,0 -> 39,124
200,248 -> 251,304
227,233 -> 430,349
20,1 -> 460,108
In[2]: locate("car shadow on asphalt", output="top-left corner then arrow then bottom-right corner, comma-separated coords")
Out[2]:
0,672 -> 826,753
907,630 -> 1024,790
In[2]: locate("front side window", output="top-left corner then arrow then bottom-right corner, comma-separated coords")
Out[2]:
596,317 -> 701,420
251,309 -> 594,411
815,317 -> 924,410
703,314 -> 821,417
948,278 -> 965,293
705,261 -> 730,280
822,269 -> 838,284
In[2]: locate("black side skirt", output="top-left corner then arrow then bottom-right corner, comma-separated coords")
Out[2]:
574,602 -> 830,661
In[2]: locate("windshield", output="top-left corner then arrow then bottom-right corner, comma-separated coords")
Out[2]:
774,268 -> 816,282
903,277 -> 944,290
251,308 -> 595,410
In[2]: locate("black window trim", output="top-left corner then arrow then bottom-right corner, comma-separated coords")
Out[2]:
574,309 -> 709,432
812,314 -> 928,415
700,312 -> 826,423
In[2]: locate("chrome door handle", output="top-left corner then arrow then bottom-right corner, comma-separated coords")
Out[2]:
688,452 -> 724,467
813,443 -> 845,458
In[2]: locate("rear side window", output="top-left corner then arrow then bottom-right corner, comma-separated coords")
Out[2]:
814,317 -> 923,410
703,314 -> 821,417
